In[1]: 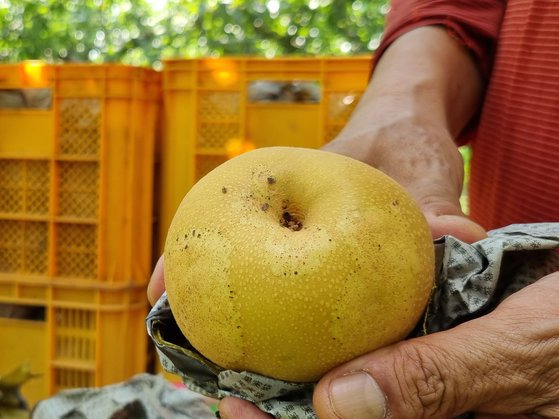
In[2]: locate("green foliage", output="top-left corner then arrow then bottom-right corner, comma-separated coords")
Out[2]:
0,0 -> 389,68
459,145 -> 472,214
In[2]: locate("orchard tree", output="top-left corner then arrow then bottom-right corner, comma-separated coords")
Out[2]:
0,0 -> 389,67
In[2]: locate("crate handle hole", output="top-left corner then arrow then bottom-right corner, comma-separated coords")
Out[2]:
248,81 -> 320,104
0,89 -> 52,109
0,303 -> 46,321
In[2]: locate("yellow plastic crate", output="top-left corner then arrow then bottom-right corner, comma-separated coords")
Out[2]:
0,63 -> 159,404
0,283 -> 148,406
159,56 -> 372,251
0,63 -> 159,285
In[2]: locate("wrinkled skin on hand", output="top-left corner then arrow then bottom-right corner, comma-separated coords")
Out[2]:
148,257 -> 559,418
145,100 -> 559,419
146,127 -> 559,417
147,26 -> 559,419
313,271 -> 559,418
323,121 -> 487,243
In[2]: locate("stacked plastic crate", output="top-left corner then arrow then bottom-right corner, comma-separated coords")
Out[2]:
159,56 -> 371,251
0,63 -> 159,405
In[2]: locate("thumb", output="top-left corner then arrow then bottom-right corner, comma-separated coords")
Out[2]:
312,319 -> 503,419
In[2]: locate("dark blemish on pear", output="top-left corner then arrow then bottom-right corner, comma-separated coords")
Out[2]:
280,211 -> 303,231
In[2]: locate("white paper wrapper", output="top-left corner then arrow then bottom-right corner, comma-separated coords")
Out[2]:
147,223 -> 559,418
32,373 -> 215,419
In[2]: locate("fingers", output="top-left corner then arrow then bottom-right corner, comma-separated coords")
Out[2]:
423,205 -> 487,243
323,124 -> 487,244
147,254 -> 165,306
218,397 -> 273,419
391,161 -> 487,243
313,273 -> 559,418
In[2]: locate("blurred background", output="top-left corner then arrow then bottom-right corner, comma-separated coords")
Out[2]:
1,0 -> 389,67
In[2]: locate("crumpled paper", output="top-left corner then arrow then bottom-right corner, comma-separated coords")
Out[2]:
31,373 -> 215,419
147,223 -> 559,418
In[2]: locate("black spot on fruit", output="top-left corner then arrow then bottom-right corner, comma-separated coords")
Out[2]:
280,211 -> 303,231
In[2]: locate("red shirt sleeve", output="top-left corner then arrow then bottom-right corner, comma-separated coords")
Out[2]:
374,0 -> 507,78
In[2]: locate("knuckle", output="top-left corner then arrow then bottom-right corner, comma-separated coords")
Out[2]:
390,342 -> 455,418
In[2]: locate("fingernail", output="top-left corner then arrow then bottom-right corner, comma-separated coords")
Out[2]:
329,371 -> 387,419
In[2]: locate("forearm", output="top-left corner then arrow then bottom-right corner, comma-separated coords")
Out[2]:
324,26 -> 487,241
328,26 -> 483,163
369,25 -> 483,137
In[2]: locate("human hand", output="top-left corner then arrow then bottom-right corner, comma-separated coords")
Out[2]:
147,253 -> 165,306
321,25 -> 488,244
147,120 -> 489,417
323,117 -> 486,244
310,271 -> 559,418
147,123 -> 488,418
146,119 -> 481,306
217,272 -> 559,418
